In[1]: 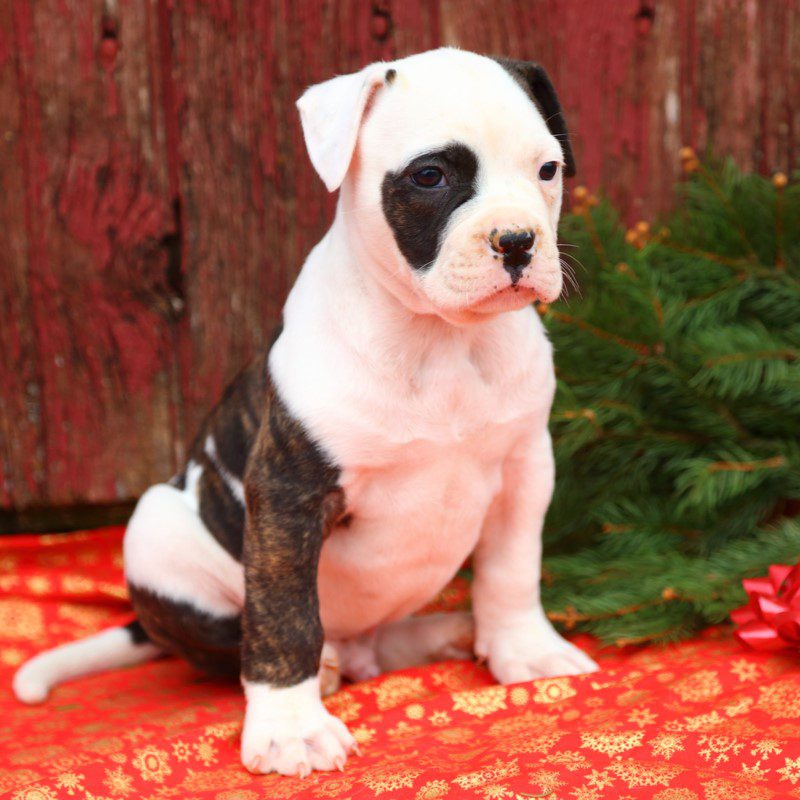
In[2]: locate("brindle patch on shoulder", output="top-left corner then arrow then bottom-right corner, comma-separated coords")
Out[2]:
130,323 -> 345,685
241,380 -> 343,686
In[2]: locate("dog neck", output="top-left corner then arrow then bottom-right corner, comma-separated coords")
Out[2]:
278,208 -> 544,391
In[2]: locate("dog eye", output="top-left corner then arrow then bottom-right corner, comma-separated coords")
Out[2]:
410,167 -> 446,188
538,161 -> 559,181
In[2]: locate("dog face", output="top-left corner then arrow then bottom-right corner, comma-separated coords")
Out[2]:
297,48 -> 575,324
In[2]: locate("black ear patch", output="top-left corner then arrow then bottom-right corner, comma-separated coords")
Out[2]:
492,57 -> 576,178
381,143 -> 478,271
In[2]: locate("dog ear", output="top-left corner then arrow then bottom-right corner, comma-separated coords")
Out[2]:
492,57 -> 576,178
296,64 -> 390,192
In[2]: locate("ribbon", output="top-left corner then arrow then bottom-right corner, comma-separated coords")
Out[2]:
731,563 -> 800,651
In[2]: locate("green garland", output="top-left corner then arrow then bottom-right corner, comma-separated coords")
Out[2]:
541,156 -> 800,645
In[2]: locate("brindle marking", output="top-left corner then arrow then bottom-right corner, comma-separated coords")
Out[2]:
241,379 -> 343,685
129,329 -> 346,686
491,56 -> 576,177
128,583 -> 241,677
381,143 -> 478,271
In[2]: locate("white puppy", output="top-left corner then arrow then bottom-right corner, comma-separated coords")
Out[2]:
14,47 -> 598,778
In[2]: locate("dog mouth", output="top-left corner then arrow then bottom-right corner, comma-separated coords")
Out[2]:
469,284 -> 542,313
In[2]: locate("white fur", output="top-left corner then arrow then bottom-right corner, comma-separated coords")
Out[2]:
13,627 -> 160,704
123,464 -> 244,616
296,62 -> 388,191
241,676 -> 356,776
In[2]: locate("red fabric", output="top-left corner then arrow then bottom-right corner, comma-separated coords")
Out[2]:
2,528 -> 800,799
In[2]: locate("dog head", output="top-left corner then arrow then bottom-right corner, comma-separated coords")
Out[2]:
297,48 -> 575,324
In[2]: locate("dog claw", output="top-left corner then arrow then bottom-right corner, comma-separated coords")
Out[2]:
247,756 -> 262,774
353,742 -> 362,757
297,762 -> 311,779
334,756 -> 345,772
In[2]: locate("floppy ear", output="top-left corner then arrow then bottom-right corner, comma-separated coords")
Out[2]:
296,63 -> 389,192
491,57 -> 576,178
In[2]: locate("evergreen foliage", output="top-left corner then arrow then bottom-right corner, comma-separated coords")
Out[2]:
541,159 -> 800,645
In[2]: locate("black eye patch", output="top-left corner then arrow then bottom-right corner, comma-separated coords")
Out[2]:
381,143 -> 478,271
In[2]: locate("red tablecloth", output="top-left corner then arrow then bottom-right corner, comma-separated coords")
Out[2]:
1,527 -> 800,799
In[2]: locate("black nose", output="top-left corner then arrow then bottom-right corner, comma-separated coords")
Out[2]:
489,229 -> 535,284
489,229 -> 535,255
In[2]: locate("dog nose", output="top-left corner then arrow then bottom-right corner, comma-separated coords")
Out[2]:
489,229 -> 535,285
489,229 -> 535,255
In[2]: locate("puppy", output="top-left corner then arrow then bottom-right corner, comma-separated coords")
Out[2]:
14,47 -> 598,777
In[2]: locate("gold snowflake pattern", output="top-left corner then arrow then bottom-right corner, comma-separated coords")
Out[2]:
700,778 -> 773,800
587,769 -> 614,789
778,757 -> 800,785
132,746 -> 172,783
527,769 -> 564,793
697,735 -> 744,766
750,738 -> 783,757
607,759 -> 682,788
54,772 -> 85,796
453,758 -> 520,790
364,675 -> 427,710
730,659 -> 760,682
360,764 -> 422,794
452,686 -> 508,718
192,737 -> 217,766
352,724 -> 377,744
203,721 -> 239,740
722,695 -> 754,717
102,767 -> 133,796
388,720 -> 424,739
650,732 -> 686,759
681,710 -> 725,732
543,751 -> 589,772
670,670 -> 723,702
415,779 -> 451,799
580,730 -> 644,755
757,679 -> 800,718
480,785 -> 513,799
11,787 -> 59,800
628,707 -> 657,727
325,692 -> 363,723
739,761 -> 770,782
429,710 -> 452,726
532,678 -> 576,704
170,741 -> 192,762
652,790 -> 699,800
509,686 -> 529,706
311,776 -> 355,797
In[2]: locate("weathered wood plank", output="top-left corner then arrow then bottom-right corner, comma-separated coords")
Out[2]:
0,0 -> 179,508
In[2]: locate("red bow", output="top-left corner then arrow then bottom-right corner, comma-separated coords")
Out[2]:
731,563 -> 800,651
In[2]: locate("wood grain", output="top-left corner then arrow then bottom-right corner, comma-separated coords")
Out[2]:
1,0 -> 797,514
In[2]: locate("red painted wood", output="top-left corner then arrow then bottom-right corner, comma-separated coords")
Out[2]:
1,0 -> 798,511
1,1 -> 179,508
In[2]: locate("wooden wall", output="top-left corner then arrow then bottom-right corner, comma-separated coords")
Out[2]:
1,0 -> 798,518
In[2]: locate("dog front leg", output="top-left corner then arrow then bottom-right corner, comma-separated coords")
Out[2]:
239,445 -> 355,776
472,430 -> 598,684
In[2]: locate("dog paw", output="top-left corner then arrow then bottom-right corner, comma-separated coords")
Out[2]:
479,611 -> 599,684
241,677 -> 357,776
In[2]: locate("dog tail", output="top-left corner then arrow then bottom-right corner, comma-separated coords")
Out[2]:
12,620 -> 161,704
